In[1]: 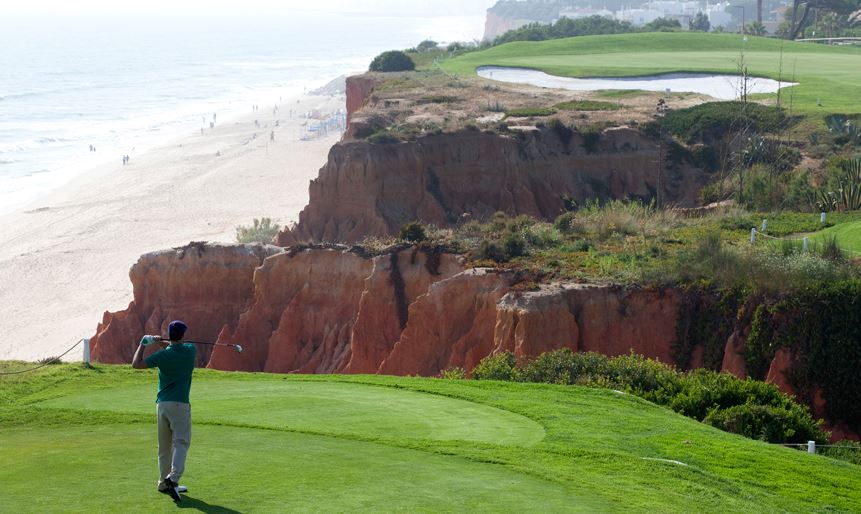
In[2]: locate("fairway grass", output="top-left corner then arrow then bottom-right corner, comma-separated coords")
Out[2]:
807,220 -> 861,254
443,32 -> 861,116
2,365 -> 860,512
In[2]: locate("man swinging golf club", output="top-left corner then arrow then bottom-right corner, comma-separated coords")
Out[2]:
132,320 -> 196,502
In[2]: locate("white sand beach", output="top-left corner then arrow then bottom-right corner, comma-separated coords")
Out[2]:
0,94 -> 344,361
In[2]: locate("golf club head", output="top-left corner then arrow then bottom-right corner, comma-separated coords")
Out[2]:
234,344 -> 243,353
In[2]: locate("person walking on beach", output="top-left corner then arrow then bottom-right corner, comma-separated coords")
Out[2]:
132,320 -> 196,503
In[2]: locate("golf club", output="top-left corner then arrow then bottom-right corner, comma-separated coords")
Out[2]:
180,340 -> 244,353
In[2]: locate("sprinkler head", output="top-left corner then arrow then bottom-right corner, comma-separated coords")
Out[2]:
235,344 -> 243,353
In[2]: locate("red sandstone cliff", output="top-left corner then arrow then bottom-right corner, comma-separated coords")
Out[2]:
89,243 -> 781,381
345,75 -> 379,125
278,128 -> 711,245
90,243 -> 282,365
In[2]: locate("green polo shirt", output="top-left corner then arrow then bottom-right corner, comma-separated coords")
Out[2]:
145,343 -> 196,404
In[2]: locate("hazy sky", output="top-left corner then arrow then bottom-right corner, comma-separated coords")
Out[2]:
1,0 -> 498,16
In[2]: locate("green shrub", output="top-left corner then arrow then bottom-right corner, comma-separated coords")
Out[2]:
474,349 -> 827,445
660,102 -> 786,144
704,403 -> 825,444
503,234 -> 527,259
369,51 -> 416,72
479,240 -> 508,263
472,351 -> 518,381
399,222 -> 428,243
235,218 -> 280,244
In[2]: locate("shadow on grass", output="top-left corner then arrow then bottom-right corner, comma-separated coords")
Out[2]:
177,495 -> 242,513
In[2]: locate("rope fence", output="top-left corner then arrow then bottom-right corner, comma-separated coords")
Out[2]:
0,338 -> 87,375
747,213 -> 861,257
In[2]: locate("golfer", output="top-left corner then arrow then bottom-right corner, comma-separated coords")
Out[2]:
132,320 -> 196,502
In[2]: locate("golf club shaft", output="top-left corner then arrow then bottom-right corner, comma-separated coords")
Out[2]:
180,340 -> 239,349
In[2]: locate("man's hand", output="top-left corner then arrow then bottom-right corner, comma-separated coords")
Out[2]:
133,335 -> 163,369
141,335 -> 163,346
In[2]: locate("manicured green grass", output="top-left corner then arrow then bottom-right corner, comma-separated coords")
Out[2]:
807,219 -> 861,254
443,32 -> 861,116
2,364 -> 860,512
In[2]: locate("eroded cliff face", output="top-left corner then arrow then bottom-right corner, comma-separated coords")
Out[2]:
278,128 -> 711,244
94,244 -> 695,374
90,243 -> 760,380
90,243 -> 282,365
345,75 -> 379,125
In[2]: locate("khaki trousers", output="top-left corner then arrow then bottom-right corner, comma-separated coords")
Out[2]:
157,401 -> 192,483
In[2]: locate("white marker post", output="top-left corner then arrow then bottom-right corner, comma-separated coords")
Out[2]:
751,228 -> 757,243
821,212 -> 827,224
808,440 -> 816,454
83,338 -> 90,366
803,237 -> 809,252
761,219 -> 768,232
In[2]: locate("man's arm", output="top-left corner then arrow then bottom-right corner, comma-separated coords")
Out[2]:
132,342 -> 148,369
132,335 -> 163,369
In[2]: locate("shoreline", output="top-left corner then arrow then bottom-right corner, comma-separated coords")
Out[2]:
0,91 -> 345,362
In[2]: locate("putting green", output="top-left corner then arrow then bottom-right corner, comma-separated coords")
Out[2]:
0,424 -> 590,513
37,380 -> 545,446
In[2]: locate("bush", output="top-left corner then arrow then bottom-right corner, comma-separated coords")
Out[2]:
503,234 -> 527,259
479,240 -> 508,263
661,102 -> 786,144
704,403 -> 825,444
472,349 -> 827,444
472,352 -> 518,381
399,222 -> 428,243
369,51 -> 416,72
235,218 -> 280,244
416,40 -> 438,52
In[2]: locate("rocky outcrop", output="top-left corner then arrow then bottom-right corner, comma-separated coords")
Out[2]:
278,128 -> 711,244
483,11 -> 533,41
93,244 -> 692,375
346,75 -> 379,125
90,243 -> 282,365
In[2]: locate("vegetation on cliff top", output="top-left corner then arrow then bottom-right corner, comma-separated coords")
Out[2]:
2,364 -> 859,512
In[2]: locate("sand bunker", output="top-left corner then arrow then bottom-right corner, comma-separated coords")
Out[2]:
477,66 -> 796,100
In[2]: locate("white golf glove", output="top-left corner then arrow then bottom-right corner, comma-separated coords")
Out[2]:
140,335 -> 162,346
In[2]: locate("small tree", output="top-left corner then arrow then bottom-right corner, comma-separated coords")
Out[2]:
399,221 -> 428,243
416,39 -> 438,52
689,12 -> 711,31
235,218 -> 280,244
369,50 -> 416,72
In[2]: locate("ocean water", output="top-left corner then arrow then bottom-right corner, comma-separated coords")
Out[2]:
0,11 -> 484,214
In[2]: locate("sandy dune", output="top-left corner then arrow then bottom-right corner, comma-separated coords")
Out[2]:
0,94 -> 343,361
